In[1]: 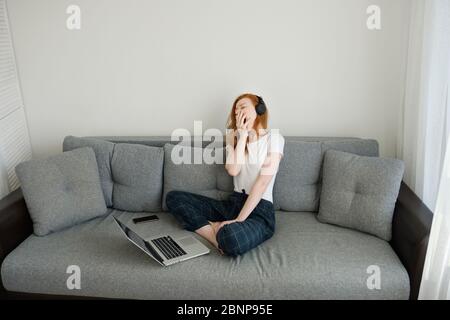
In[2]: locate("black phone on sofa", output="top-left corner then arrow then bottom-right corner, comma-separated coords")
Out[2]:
133,215 -> 159,224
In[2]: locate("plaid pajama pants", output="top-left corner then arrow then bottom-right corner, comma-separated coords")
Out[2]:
166,190 -> 275,256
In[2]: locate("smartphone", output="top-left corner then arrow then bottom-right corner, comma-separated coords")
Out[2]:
133,215 -> 159,224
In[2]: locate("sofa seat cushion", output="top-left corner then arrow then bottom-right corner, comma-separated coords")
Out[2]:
1,211 -> 409,299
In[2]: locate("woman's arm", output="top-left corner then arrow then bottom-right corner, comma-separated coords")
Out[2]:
225,110 -> 251,177
219,152 -> 282,229
235,152 -> 282,221
225,129 -> 248,177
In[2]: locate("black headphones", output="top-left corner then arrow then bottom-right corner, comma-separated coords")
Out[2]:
255,96 -> 267,116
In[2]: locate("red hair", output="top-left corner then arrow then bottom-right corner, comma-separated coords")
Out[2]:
226,93 -> 269,149
226,93 -> 269,131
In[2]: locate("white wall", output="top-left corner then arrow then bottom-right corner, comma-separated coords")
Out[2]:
6,0 -> 410,157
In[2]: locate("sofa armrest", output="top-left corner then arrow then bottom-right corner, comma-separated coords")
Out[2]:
390,182 -> 433,300
0,189 -> 33,298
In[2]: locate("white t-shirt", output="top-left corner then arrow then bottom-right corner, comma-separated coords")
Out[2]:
233,130 -> 285,203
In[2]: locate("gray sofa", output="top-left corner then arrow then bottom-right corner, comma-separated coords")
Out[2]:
0,136 -> 433,300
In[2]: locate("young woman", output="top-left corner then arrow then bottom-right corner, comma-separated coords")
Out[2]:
166,93 -> 285,256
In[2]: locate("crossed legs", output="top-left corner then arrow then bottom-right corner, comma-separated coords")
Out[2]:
166,190 -> 274,256
166,191 -> 234,253
196,223 -> 223,253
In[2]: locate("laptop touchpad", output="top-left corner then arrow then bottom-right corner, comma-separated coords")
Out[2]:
178,237 -> 197,247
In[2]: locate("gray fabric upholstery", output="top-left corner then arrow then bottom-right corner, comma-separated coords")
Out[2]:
63,136 -> 115,207
63,136 -> 165,213
111,143 -> 164,212
273,138 -> 379,211
318,150 -> 404,241
162,144 -> 233,211
1,210 -> 409,299
273,141 -> 322,211
15,148 -> 107,236
321,139 -> 379,157
60,136 -> 379,214
84,136 -> 378,212
93,136 -> 374,146
3,136 -> 409,299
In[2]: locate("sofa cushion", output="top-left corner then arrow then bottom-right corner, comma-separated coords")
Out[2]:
1,210 -> 410,299
273,139 -> 379,212
63,136 -> 115,207
111,143 -> 164,212
273,141 -> 322,211
317,150 -> 404,241
321,139 -> 379,157
15,147 -> 107,236
162,143 -> 233,211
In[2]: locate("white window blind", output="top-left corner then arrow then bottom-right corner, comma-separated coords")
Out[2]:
0,0 -> 31,199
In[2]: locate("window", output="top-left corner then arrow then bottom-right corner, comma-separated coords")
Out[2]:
0,0 -> 31,199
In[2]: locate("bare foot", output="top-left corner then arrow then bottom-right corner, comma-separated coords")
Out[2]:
198,222 -> 224,255
196,224 -> 219,248
208,221 -> 221,234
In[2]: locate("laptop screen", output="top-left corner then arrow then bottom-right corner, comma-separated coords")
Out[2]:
113,217 -> 163,264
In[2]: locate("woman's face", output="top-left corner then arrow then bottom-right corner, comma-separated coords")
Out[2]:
235,98 -> 257,125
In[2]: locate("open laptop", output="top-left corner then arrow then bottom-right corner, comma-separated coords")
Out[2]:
113,216 -> 210,266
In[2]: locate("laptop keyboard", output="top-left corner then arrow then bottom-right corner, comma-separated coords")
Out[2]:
151,236 -> 187,260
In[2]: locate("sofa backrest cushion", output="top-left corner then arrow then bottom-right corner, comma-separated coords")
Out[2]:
15,147 -> 107,236
66,136 -> 379,213
317,150 -> 404,241
63,136 -> 114,207
273,138 -> 379,212
273,141 -> 322,211
321,139 -> 380,157
111,143 -> 164,212
162,143 -> 233,211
